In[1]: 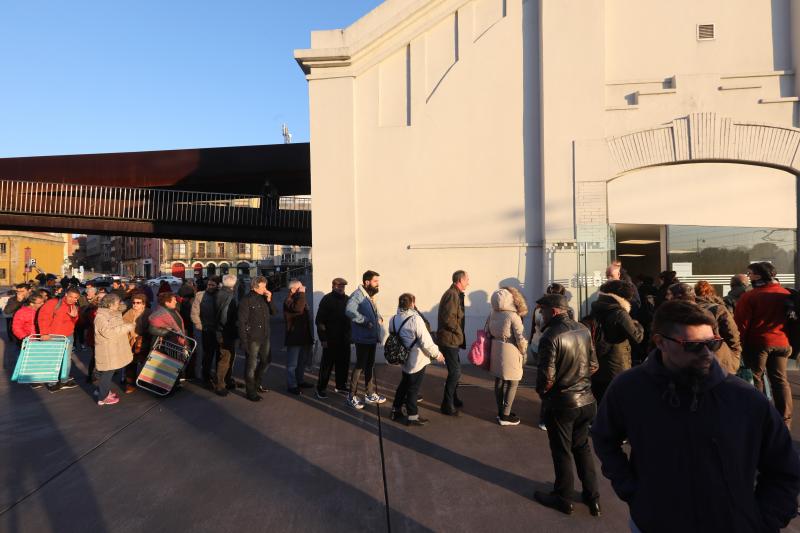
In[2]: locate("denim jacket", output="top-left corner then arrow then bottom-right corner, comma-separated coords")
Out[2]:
346,285 -> 381,344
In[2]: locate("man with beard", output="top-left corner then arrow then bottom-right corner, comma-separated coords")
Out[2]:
592,300 -> 800,532
345,270 -> 385,409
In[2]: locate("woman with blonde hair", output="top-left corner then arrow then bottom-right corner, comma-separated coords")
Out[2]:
488,286 -> 528,426
93,293 -> 135,406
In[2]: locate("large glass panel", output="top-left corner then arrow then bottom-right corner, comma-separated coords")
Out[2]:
667,225 -> 796,292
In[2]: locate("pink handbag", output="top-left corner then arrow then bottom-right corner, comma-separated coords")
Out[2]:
468,328 -> 492,370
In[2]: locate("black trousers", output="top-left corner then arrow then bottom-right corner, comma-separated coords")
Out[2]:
545,402 -> 600,502
244,338 -> 271,396
317,342 -> 350,391
201,332 -> 219,382
349,343 -> 376,396
392,367 -> 426,418
439,345 -> 461,411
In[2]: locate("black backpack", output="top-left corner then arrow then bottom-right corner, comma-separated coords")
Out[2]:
580,314 -> 611,357
384,315 -> 418,365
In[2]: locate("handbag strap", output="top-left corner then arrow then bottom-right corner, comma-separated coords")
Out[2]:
391,314 -> 419,349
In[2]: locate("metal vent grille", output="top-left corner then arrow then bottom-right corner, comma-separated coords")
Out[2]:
697,24 -> 715,40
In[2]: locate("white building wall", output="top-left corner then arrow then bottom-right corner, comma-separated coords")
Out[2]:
299,0 -> 800,326
298,0 -> 537,346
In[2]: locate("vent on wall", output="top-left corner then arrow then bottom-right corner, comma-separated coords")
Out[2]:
697,24 -> 715,41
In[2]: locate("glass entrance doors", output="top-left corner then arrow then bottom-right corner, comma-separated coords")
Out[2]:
612,224 -> 797,295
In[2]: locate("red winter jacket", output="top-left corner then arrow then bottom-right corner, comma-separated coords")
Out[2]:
36,298 -> 79,337
11,306 -> 37,339
734,282 -> 790,350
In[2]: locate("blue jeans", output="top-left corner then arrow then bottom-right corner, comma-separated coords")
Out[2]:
286,345 -> 311,389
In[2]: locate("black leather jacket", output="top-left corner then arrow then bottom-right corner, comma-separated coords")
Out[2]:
536,314 -> 598,409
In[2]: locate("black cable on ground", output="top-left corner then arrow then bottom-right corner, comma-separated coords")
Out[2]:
0,399 -> 162,516
375,380 -> 393,533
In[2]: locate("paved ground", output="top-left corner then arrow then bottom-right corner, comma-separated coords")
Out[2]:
2,317 -> 800,533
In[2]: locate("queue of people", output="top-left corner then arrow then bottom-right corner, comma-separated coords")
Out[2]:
7,261 -> 800,531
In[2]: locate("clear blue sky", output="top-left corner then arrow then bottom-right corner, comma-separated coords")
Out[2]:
0,1 -> 383,157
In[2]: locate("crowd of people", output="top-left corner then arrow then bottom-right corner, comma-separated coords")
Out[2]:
5,262 -> 800,531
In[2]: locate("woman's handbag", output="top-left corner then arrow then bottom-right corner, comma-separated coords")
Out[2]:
468,323 -> 492,370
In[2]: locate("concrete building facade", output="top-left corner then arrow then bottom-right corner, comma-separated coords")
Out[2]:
296,0 -> 800,340
0,231 -> 69,285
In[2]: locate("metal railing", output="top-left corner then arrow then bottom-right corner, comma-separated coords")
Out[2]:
0,179 -> 311,229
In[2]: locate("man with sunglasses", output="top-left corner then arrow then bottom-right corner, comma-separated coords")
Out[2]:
592,300 -> 800,533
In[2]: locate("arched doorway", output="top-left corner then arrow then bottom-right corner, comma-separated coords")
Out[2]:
193,262 -> 203,278
237,262 -> 251,277
206,262 -> 216,276
171,262 -> 186,279
219,262 -> 230,275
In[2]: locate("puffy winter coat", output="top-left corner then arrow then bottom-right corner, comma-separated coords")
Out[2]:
391,308 -> 441,374
590,292 -> 644,383
346,285 -> 382,344
696,296 -> 742,375
488,289 -> 527,381
11,305 -> 37,339
93,307 -> 135,372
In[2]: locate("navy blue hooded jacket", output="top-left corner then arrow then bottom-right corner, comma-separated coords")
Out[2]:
592,350 -> 800,533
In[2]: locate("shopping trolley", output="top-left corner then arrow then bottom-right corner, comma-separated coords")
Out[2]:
136,332 -> 197,396
11,334 -> 72,384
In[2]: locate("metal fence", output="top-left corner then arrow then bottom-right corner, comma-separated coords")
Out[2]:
0,180 -> 311,229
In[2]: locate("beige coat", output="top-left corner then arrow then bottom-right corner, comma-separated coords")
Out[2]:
94,307 -> 135,372
488,289 -> 528,381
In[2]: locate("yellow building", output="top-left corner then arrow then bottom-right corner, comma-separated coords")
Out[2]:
0,231 -> 69,285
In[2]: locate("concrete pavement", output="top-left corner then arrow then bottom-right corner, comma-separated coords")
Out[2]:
1,320 -> 799,532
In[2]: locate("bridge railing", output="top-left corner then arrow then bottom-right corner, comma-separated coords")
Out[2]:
0,180 -> 311,229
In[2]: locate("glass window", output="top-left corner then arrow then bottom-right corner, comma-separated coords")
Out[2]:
0,243 -> 6,254
197,242 -> 205,258
667,225 -> 796,290
217,243 -> 225,256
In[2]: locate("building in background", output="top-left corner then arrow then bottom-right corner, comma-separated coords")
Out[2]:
112,236 -> 161,278
0,231 -> 69,285
84,235 -> 113,273
160,239 -> 311,280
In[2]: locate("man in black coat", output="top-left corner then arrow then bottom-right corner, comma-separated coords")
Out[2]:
314,277 -> 351,399
590,280 -> 644,403
238,275 -> 276,402
592,300 -> 800,533
534,294 -> 601,517
213,274 -> 239,397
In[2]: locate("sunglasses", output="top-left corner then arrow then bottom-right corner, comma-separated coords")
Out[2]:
661,334 -> 723,353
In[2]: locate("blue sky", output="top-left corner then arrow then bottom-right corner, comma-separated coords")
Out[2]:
0,1 -> 383,157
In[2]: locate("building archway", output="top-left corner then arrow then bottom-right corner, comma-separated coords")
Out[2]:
219,262 -> 230,275
171,262 -> 186,279
566,112 -> 800,313
237,261 -> 251,277
206,262 -> 216,276
193,262 -> 204,278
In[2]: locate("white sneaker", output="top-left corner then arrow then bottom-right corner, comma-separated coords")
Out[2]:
363,393 -> 386,404
537,423 -> 548,431
348,395 -> 364,410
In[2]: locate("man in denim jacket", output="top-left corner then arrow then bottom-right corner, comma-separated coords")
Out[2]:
345,270 -> 386,409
